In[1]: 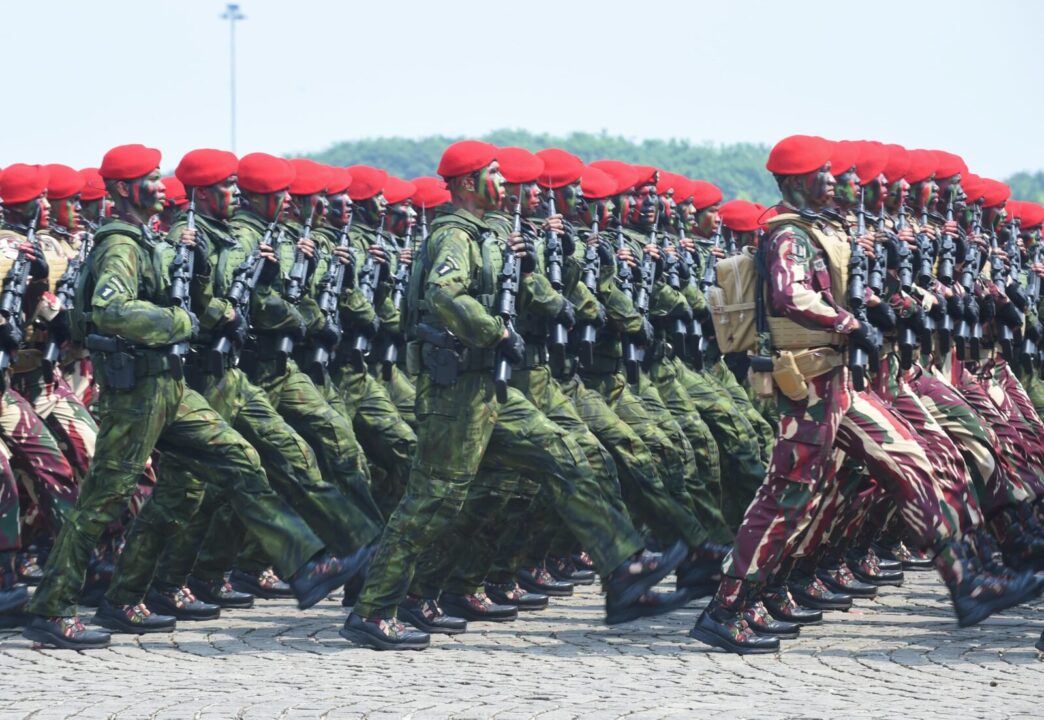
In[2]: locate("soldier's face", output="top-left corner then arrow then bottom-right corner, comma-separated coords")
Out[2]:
130,170 -> 165,214
387,201 -> 416,237
14,196 -> 51,229
253,189 -> 289,222
806,164 -> 836,209
356,194 -> 387,225
554,182 -> 583,220
865,174 -> 887,214
580,197 -> 613,227
937,175 -> 965,213
474,162 -> 505,210
886,178 -> 908,212
327,191 -> 352,227
504,182 -> 541,217
80,197 -> 111,226
696,205 -> 720,237
832,168 -> 860,209
616,190 -> 637,225
53,195 -> 79,230
631,183 -> 658,228
658,194 -> 675,227
198,176 -> 238,221
292,192 -> 328,226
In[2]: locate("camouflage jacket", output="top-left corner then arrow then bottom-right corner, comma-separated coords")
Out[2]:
229,208 -> 306,336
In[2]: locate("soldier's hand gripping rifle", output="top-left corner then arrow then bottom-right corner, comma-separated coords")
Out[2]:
42,223 -> 94,375
493,195 -> 524,402
576,219 -> 601,366
1020,232 -> 1042,374
616,224 -> 640,384
167,190 -> 197,378
914,205 -> 938,354
999,216 -> 1026,363
935,195 -> 958,355
956,212 -> 982,360
308,210 -> 354,383
657,218 -> 688,356
677,218 -> 703,369
348,211 -> 384,372
380,221 -> 411,380
0,203 -> 42,377
892,205 -> 920,369
848,189 -> 877,390
545,193 -> 568,365
275,200 -> 320,373
699,219 -> 723,292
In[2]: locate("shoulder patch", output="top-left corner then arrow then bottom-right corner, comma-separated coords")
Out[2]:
97,279 -> 125,301
436,257 -> 460,276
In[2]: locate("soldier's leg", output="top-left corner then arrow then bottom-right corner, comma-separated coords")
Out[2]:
708,357 -> 775,462
381,365 -> 417,429
16,374 -> 97,482
61,357 -> 95,407
0,389 -> 77,532
153,483 -> 230,587
275,366 -> 383,533
349,371 -> 416,518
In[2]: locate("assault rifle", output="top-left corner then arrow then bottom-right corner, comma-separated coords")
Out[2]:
545,193 -> 568,364
677,216 -> 703,369
42,225 -> 94,375
616,224 -> 639,384
493,195 -> 523,402
381,221 -> 411,380
848,189 -> 876,390
0,204 -> 42,375
914,206 -> 938,354
308,210 -> 354,383
167,190 -> 197,377
577,219 -> 600,366
348,211 -> 385,372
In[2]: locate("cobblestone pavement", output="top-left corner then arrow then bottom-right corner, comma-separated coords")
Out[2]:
0,570 -> 1041,719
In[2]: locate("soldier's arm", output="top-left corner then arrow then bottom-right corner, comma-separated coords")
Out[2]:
171,221 -> 234,333
90,238 -> 193,346
768,225 -> 856,332
520,271 -> 565,318
234,225 -> 306,333
426,229 -> 504,349
649,281 -> 691,321
568,281 -> 600,322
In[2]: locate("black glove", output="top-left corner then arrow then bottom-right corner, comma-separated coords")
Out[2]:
946,293 -> 963,318
595,238 -> 615,266
632,318 -> 654,347
191,235 -> 211,273
258,257 -> 280,286
867,302 -> 896,332
497,328 -> 526,365
223,311 -> 249,348
998,300 -> 1023,328
555,299 -> 576,330
592,303 -> 607,328
0,322 -> 22,353
559,230 -> 576,258
980,294 -> 996,322
48,312 -> 71,344
669,303 -> 693,322
675,255 -> 692,282
185,309 -> 200,339
963,296 -> 980,325
27,251 -> 48,279
848,321 -> 877,355
1026,320 -> 1042,343
1007,283 -> 1028,312
519,236 -> 538,274
314,319 -> 342,348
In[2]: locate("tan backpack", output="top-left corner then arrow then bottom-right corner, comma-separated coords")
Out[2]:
707,247 -> 759,354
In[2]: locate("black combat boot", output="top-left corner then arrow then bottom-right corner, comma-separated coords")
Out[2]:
398,596 -> 467,635
761,584 -> 823,625
992,506 -> 1044,572
845,546 -> 904,586
676,542 -> 728,593
230,567 -> 294,599
0,552 -> 28,615
93,599 -> 176,634
518,565 -> 573,597
934,538 -> 1042,627
485,580 -> 549,610
603,541 -> 686,610
187,575 -> 254,609
340,613 -> 430,651
146,583 -> 221,621
788,573 -> 853,611
547,555 -> 595,585
816,559 -> 878,599
440,591 -> 518,622
288,551 -> 363,611
688,578 -> 781,655
605,588 -> 692,625
23,615 -> 111,650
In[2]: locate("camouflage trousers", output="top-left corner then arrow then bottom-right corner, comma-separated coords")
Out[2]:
1018,369 -> 1044,419
582,368 -> 731,547
181,361 -> 384,583
14,369 -> 97,483
330,364 -> 417,519
722,366 -> 948,588
373,363 -> 417,429
910,365 -> 1029,516
980,359 -> 1044,499
60,356 -> 95,408
0,441 -> 19,552
28,374 -> 324,617
708,358 -> 776,462
0,387 -> 77,536
111,365 -> 381,605
354,370 -> 642,619
673,358 -> 768,528
409,364 -> 628,598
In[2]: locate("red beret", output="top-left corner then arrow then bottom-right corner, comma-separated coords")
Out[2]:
980,178 -> 1011,209
719,199 -> 764,233
176,148 -> 238,187
766,135 -> 835,176
498,147 -> 545,184
882,144 -> 910,184
904,149 -> 936,184
931,150 -> 967,180
962,173 -> 986,204
690,180 -> 723,210
1018,201 -> 1044,230
410,176 -> 450,209
854,141 -> 888,186
536,148 -> 585,189
829,140 -> 861,177
580,166 -> 619,201
438,140 -> 497,179
79,168 -> 107,202
347,165 -> 388,201
324,166 -> 353,195
237,153 -> 295,194
161,176 -> 188,207
630,164 -> 658,188
1007,200 -> 1023,223
99,143 -> 161,181
669,177 -> 696,204
0,164 -> 50,205
383,176 -> 417,205
655,171 -> 685,197
45,163 -> 85,200
589,161 -> 641,194
288,158 -> 332,196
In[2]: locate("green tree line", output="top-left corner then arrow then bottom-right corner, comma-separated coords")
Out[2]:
302,129 -> 1043,206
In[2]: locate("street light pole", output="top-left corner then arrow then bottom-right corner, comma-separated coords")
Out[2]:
221,3 -> 245,152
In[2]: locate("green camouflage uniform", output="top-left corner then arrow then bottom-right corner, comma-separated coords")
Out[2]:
353,206 -> 642,619
28,219 -> 325,617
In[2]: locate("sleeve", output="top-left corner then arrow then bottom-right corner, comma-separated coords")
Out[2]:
768,226 -> 856,333
90,238 -> 192,347
174,222 -> 233,333
649,282 -> 690,321
426,228 -> 504,349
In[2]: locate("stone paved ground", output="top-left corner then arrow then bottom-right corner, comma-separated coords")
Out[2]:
0,571 -> 1041,719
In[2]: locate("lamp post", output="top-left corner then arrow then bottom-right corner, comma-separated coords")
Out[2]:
221,3 -> 246,152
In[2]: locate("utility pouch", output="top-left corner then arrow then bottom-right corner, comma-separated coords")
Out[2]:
85,335 -> 136,391
416,323 -> 461,387
749,354 -> 775,398
772,350 -> 809,401
405,340 -> 422,377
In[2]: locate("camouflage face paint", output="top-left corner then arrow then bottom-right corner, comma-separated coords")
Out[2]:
134,171 -> 165,214
864,175 -> 887,214
327,191 -> 352,228
475,162 -> 505,210
387,201 -> 416,237
554,182 -> 583,220
910,178 -> 938,212
615,189 -> 637,226
54,196 -> 79,231
808,165 -> 836,209
631,183 -> 658,229
355,194 -> 386,226
292,192 -> 327,226
212,176 -> 239,220
522,182 -> 542,218
580,197 -> 613,227
885,178 -> 909,213
832,169 -> 860,210
696,204 -> 721,238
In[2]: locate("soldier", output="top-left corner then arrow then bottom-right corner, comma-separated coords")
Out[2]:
0,443 -> 26,623
688,135 -> 1040,655
22,144 -> 357,649
340,141 -> 685,651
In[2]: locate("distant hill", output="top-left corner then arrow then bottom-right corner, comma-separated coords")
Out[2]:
302,129 -> 1044,206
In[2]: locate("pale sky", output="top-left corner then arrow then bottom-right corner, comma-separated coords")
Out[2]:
3,0 -> 1041,180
